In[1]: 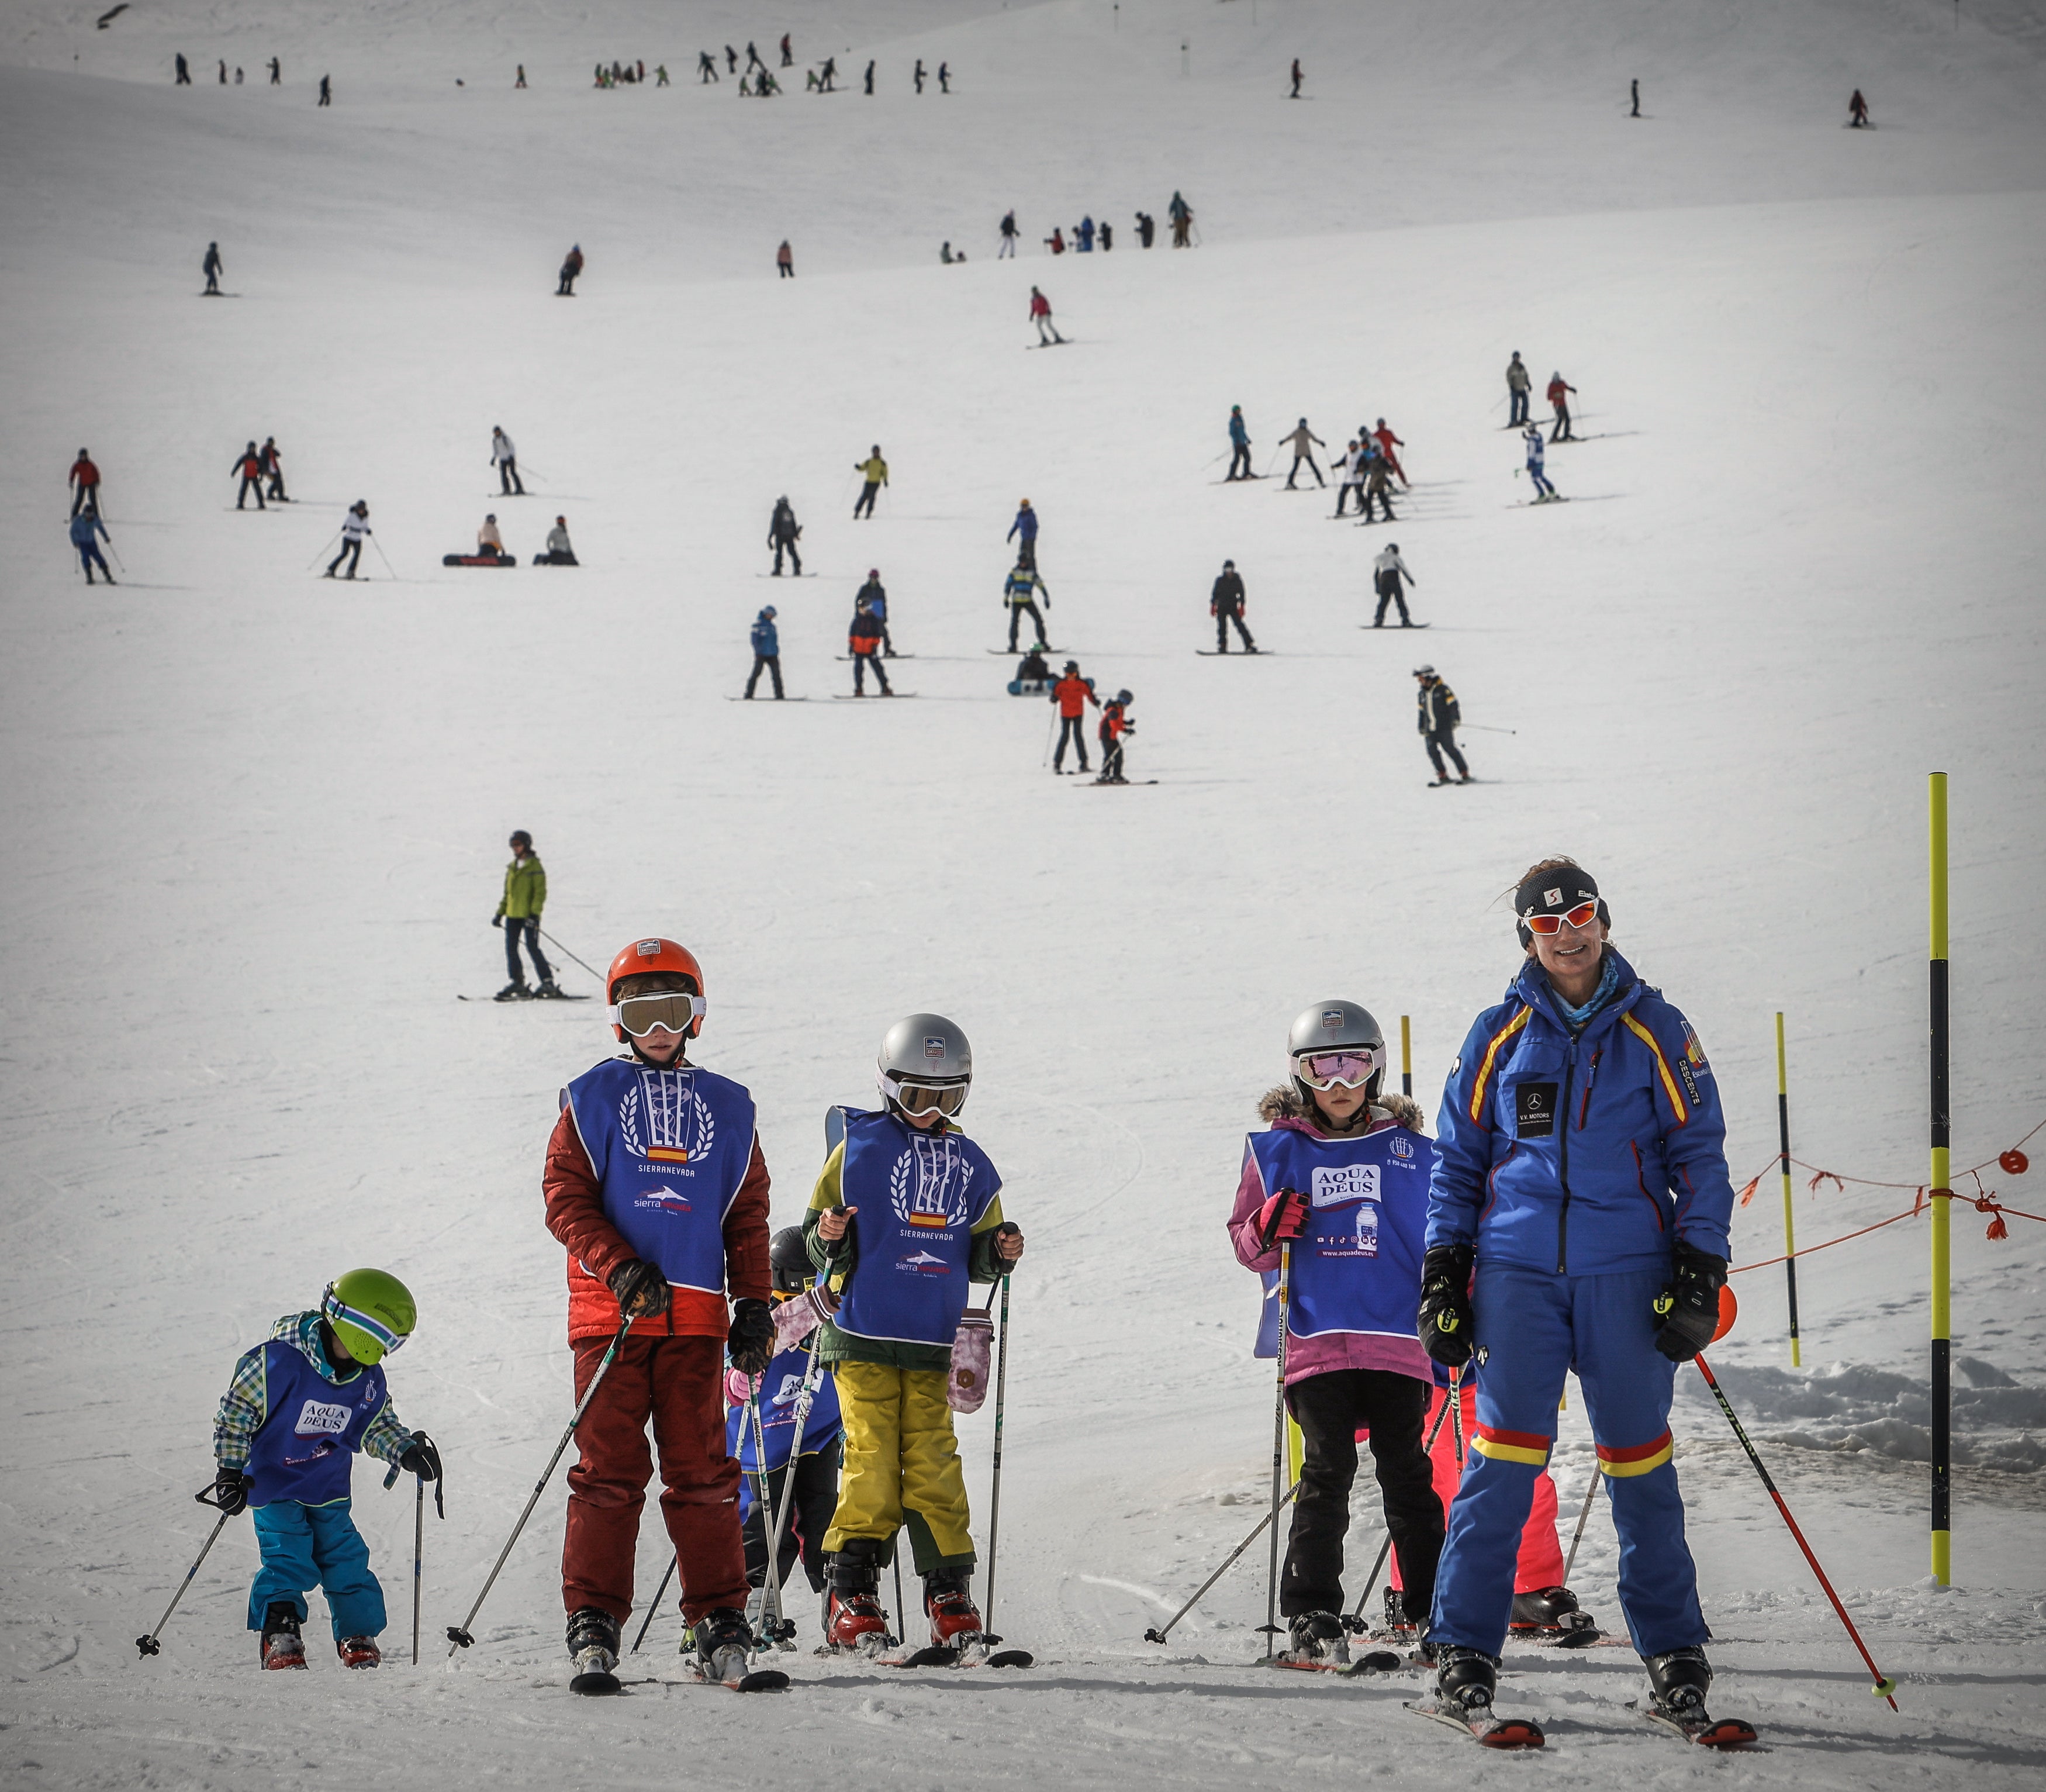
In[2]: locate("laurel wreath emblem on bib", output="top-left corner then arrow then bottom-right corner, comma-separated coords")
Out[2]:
618,1074 -> 716,1162
888,1134 -> 974,1230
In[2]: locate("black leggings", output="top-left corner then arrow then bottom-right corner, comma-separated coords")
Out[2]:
1282,1369 -> 1443,1618
1054,715 -> 1088,769
236,474 -> 266,509
1215,607 -> 1254,651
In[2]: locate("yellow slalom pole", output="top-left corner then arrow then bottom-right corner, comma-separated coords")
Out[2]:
1776,1014 -> 1802,1366
1399,1014 -> 1413,1098
1929,774 -> 1951,1585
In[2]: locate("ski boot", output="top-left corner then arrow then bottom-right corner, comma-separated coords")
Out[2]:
745,1581 -> 797,1649
534,978 -> 562,999
566,1605 -> 622,1694
493,980 -> 531,1002
1381,1587 -> 1423,1645
924,1567 -> 984,1652
260,1603 -> 306,1671
1511,1585 -> 1598,1645
693,1606 -> 755,1685
336,1635 -> 381,1669
1284,1610 -> 1347,1665
1641,1645 -> 1755,1745
1434,1645 -> 1501,1715
824,1546 -> 892,1655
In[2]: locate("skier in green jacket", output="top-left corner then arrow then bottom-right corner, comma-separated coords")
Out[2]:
492,830 -> 557,999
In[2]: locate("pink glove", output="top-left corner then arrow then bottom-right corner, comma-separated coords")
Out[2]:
1257,1189 -> 1309,1249
724,1367 -> 754,1406
947,1310 -> 994,1413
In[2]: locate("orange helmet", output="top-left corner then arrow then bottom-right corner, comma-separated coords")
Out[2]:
606,937 -> 705,1040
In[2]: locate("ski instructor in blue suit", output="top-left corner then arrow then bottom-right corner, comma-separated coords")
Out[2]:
1419,857 -> 1735,1729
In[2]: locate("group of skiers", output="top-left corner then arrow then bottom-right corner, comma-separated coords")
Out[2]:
229,438 -> 287,507
1226,408 -> 1408,521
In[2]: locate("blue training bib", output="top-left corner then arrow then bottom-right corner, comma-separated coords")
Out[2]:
727,1343 -> 843,1473
244,1340 -> 388,1508
834,1111 -> 1001,1348
1245,1125 -> 1433,1342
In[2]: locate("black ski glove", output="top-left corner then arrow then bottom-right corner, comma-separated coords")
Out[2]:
728,1298 -> 775,1377
397,1431 -> 443,1481
1652,1242 -> 1727,1362
1418,1244 -> 1475,1368
492,914 -> 502,928
608,1258 -> 671,1318
211,1467 -> 253,1515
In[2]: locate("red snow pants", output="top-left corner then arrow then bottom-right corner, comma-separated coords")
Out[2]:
1386,1381 -> 1564,1593
562,1333 -> 749,1624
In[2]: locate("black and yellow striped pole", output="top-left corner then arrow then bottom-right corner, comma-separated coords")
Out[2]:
1775,1014 -> 1802,1366
1400,1014 -> 1413,1098
1929,772 -> 1952,1585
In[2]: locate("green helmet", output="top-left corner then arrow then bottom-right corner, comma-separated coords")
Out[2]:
320,1268 -> 416,1365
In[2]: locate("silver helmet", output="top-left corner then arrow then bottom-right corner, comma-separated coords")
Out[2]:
1287,999 -> 1387,1100
876,1013 -> 973,1119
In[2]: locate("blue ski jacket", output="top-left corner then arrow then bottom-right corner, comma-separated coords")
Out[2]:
1427,948 -> 1734,1275
751,610 -> 779,654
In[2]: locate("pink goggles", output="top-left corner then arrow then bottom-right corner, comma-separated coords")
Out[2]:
1293,1046 -> 1384,1090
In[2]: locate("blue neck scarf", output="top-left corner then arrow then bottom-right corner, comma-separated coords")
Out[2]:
1552,952 -> 1620,1032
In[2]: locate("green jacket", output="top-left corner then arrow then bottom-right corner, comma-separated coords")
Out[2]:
496,852 -> 546,920
803,1131 -> 1010,1370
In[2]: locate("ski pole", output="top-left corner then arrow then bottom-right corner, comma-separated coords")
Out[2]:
1560,1465 -> 1599,1588
1263,1239 -> 1292,1659
1447,1363 -> 1466,1466
983,1272 -> 1013,1636
1346,1383 -> 1461,1621
537,928 -> 606,982
760,1330 -> 825,1632
631,1555 -> 678,1653
893,1550 -> 907,1647
447,1315 -> 634,1656
306,529 -> 341,571
136,1485 -> 237,1656
1462,725 -> 1518,736
372,536 -> 400,579
413,1473 -> 426,1665
1145,1480 -> 1299,1644
1694,1353 -> 1899,1707
745,1377 -> 789,1645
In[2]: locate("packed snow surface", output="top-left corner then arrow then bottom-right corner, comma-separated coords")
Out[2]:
4,2 -> 2045,1786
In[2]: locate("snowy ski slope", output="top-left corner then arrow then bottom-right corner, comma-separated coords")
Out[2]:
3,2 -> 2045,1786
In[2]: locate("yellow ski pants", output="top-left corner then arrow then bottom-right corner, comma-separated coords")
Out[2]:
824,1362 -> 975,1573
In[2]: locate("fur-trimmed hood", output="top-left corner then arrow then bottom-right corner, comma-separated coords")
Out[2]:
1257,1085 -> 1426,1134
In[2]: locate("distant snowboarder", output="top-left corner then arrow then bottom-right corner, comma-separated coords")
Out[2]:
1136,210 -> 1156,248
858,568 -> 896,655
1547,372 -> 1578,441
938,61 -> 951,94
175,54 -> 191,85
491,427 -> 524,495
557,244 -> 583,295
1414,665 -> 1470,784
325,502 -> 371,578
1373,543 -> 1418,627
1098,220 -> 1112,251
914,58 -> 926,94
745,606 -> 784,699
865,60 -> 875,95
768,496 -> 803,574
1029,287 -> 1066,346
202,241 -> 223,295
68,448 -> 101,517
1004,562 -> 1050,651
1226,406 -> 1253,481
699,51 -> 718,82
1523,426 -> 1558,501
516,64 -> 527,88
853,447 -> 887,519
318,73 -> 331,106
1077,216 -> 1094,252
231,441 -> 267,509
1290,59 -> 1304,99
1506,351 -> 1531,426
780,33 -> 793,68
70,509 -> 114,585
1007,499 -> 1039,567
777,240 -> 794,278
535,515 -> 578,564
1283,419 -> 1326,489
269,57 -> 281,85
1848,89 -> 1870,127
1630,78 -> 1640,118
1210,560 -> 1257,652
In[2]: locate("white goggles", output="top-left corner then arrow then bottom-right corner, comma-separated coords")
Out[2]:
877,1070 -> 969,1117
1293,1045 -> 1385,1090
610,992 -> 707,1037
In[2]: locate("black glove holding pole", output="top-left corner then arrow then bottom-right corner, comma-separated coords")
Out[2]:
1418,1244 -> 1475,1368
608,1258 -> 671,1318
1652,1241 -> 1728,1361
209,1467 -> 253,1515
728,1297 -> 775,1377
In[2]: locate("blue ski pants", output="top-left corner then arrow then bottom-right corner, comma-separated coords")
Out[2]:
248,1498 -> 387,1638
1428,1263 -> 1706,1659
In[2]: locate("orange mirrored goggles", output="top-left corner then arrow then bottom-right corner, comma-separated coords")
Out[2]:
1522,900 -> 1599,935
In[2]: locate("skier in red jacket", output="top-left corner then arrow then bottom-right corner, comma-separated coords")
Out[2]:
1371,419 -> 1409,487
1029,286 -> 1066,345
69,450 -> 101,517
1546,374 -> 1578,442
1049,660 -> 1098,774
231,441 -> 267,509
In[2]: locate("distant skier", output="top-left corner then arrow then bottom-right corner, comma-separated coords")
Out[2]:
1413,666 -> 1469,785
1045,227 -> 1065,255
1098,220 -> 1112,251
745,606 -> 784,699
1210,560 -> 1257,653
1361,447 -> 1398,523
1523,426 -> 1558,502
491,426 -> 525,495
1547,372 -> 1578,441
776,240 -> 794,278
744,42 -> 762,74
1049,662 -> 1098,773
914,58 -> 926,94
231,441 -> 268,509
1372,419 -> 1409,486
176,54 -> 191,84
1029,287 -> 1066,346
938,61 -> 951,94
1136,210 -> 1156,247
1077,216 -> 1094,252
865,60 -> 875,95
269,57 -> 281,85
852,446 -> 887,519
1372,543 -> 1418,627
1282,419 -> 1326,489
1007,498 -> 1039,566
218,60 -> 227,84
536,515 -> 578,564
699,51 -> 718,82
655,64 -> 669,87
557,244 -> 583,295
260,436 -> 286,501
324,501 -> 371,578
818,58 -> 835,92
1226,405 -> 1253,481
1630,77 -> 1640,118
857,568 -> 896,655
1506,351 -> 1530,426
1333,440 -> 1364,516
1848,88 -> 1870,127
203,241 -> 223,295
491,830 -> 555,996
780,33 -> 793,68
318,74 -> 331,106
1097,689 -> 1135,783
768,496 -> 803,574
1169,191 -> 1194,247
70,509 -> 114,585
1004,561 -> 1051,651
848,598 -> 891,696
68,448 -> 101,517
1290,58 -> 1304,99
516,64 -> 527,88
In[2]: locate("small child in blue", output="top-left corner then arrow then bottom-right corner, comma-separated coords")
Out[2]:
211,1269 -> 439,1669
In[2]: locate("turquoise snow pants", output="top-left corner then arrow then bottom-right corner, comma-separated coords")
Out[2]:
248,1497 -> 386,1638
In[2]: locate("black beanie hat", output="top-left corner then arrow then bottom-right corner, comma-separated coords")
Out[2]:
1514,863 -> 1610,947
